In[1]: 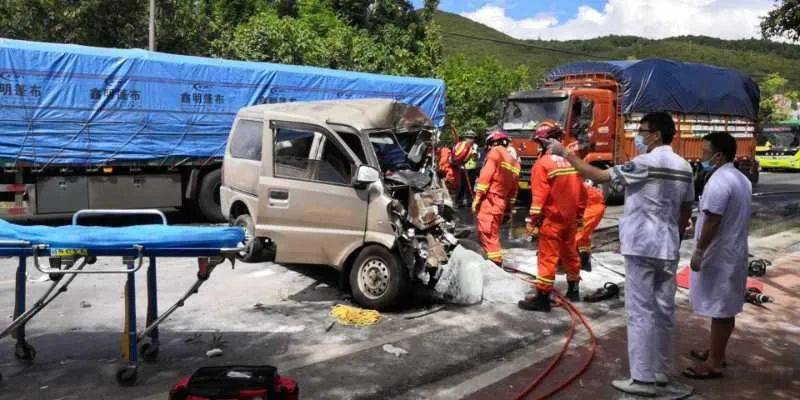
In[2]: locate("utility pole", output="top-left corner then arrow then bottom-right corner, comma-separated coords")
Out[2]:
148,0 -> 156,51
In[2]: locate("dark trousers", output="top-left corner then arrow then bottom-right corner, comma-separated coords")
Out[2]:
456,168 -> 477,206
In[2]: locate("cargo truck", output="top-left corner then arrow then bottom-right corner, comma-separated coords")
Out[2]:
0,39 -> 445,220
498,59 -> 760,203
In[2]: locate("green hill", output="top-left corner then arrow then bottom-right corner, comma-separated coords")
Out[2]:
434,11 -> 800,89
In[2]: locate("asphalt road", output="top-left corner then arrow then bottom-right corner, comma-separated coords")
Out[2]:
0,171 -> 796,399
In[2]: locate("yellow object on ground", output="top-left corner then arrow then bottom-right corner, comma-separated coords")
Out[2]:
330,304 -> 381,326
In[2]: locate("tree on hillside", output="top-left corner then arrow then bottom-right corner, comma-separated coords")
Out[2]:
761,0 -> 800,42
435,56 -> 529,137
759,73 -> 799,122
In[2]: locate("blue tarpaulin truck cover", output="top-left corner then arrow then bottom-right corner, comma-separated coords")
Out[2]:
0,39 -> 446,165
546,59 -> 760,120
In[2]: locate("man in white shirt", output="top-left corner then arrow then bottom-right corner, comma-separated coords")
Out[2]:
543,112 -> 694,397
683,132 -> 752,380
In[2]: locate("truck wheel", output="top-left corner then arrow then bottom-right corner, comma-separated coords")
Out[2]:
349,245 -> 408,310
458,239 -> 486,258
233,214 -> 266,263
600,182 -> 624,205
198,169 -> 225,222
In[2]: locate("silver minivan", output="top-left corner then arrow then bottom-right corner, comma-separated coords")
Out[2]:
220,99 -> 478,309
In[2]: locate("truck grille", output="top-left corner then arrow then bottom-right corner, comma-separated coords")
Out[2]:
519,156 -> 537,181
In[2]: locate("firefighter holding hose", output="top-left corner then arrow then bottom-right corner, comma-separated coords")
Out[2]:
518,120 -> 587,312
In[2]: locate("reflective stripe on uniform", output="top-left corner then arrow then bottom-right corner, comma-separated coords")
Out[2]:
548,167 -> 578,178
474,183 -> 489,192
500,161 -> 521,175
486,250 -> 503,261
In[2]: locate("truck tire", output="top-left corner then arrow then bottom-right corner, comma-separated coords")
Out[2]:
198,169 -> 225,222
233,214 -> 267,263
349,245 -> 409,310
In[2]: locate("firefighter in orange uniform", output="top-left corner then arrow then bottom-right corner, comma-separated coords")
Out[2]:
519,120 -> 587,312
576,181 -> 606,271
453,130 -> 478,207
472,131 -> 520,266
437,146 -> 458,191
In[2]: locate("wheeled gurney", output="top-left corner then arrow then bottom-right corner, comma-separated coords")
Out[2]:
0,209 -> 245,385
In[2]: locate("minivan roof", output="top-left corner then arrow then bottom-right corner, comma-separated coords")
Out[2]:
237,99 -> 434,132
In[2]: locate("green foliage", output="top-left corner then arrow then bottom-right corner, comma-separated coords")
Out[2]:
759,73 -> 799,122
761,0 -> 800,42
435,56 -> 529,136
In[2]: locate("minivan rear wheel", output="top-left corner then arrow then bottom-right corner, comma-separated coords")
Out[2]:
233,214 -> 266,263
349,245 -> 408,310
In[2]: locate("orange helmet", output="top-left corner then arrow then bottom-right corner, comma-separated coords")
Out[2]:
486,130 -> 509,144
534,120 -> 563,140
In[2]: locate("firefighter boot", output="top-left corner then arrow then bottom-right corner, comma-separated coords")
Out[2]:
580,251 -> 592,272
567,281 -> 581,302
518,291 -> 551,312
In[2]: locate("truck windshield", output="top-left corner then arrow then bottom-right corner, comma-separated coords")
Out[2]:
502,99 -> 569,132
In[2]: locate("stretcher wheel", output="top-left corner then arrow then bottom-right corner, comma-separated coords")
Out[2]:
14,342 -> 36,362
115,366 -> 138,386
139,342 -> 159,362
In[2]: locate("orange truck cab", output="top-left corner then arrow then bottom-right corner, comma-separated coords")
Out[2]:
499,59 -> 760,203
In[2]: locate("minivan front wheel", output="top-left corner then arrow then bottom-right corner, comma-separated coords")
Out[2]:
233,214 -> 266,263
349,245 -> 408,310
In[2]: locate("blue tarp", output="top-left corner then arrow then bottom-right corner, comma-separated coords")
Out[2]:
546,59 -> 759,120
0,39 -> 446,165
0,219 -> 244,250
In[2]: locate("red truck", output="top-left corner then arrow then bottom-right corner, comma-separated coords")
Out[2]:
498,59 -> 760,203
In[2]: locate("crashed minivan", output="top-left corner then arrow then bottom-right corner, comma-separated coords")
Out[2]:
220,99 -> 478,309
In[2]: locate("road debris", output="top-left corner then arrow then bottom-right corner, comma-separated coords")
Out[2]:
433,245 -> 485,304
382,344 -> 408,357
206,348 -> 223,358
330,304 -> 381,326
184,333 -> 202,343
79,301 -> 91,308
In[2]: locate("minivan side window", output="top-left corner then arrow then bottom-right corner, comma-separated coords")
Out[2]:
229,120 -> 263,161
274,126 -> 354,185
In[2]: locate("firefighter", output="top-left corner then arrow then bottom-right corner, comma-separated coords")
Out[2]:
437,145 -> 458,191
472,130 -> 520,266
453,130 -> 478,208
519,120 -> 587,312
576,180 -> 606,271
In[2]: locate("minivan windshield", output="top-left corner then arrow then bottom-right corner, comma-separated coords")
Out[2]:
369,132 -> 416,171
502,98 -> 569,133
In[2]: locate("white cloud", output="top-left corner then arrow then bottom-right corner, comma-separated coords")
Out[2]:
460,0 -> 781,41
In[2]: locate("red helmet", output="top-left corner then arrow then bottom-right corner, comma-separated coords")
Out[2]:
486,130 -> 509,144
534,120 -> 562,140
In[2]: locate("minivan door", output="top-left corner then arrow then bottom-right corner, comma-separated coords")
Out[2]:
257,113 -> 369,266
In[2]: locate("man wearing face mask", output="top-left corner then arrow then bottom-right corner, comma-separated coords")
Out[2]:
541,112 -> 695,397
683,132 -> 751,381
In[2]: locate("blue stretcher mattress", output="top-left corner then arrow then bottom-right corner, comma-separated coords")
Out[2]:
0,220 -> 244,250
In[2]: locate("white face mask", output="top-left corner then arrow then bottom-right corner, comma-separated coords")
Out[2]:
634,134 -> 648,154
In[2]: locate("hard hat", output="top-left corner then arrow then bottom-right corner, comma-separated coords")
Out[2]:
486,130 -> 509,144
534,120 -> 562,140
462,130 -> 477,139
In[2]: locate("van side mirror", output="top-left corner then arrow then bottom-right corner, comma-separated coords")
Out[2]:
354,165 -> 380,187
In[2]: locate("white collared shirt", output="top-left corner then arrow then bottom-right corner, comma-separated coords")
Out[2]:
609,145 -> 695,261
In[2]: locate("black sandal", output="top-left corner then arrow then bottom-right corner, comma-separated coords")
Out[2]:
583,282 -> 620,302
682,366 -> 723,380
689,349 -> 728,367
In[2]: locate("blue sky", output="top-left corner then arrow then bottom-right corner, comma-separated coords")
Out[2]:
411,1 -> 783,41
412,0 -> 607,21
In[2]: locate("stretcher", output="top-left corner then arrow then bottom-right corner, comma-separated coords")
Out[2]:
0,209 -> 245,386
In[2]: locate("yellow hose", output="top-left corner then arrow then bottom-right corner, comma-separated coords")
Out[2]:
330,304 -> 381,326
